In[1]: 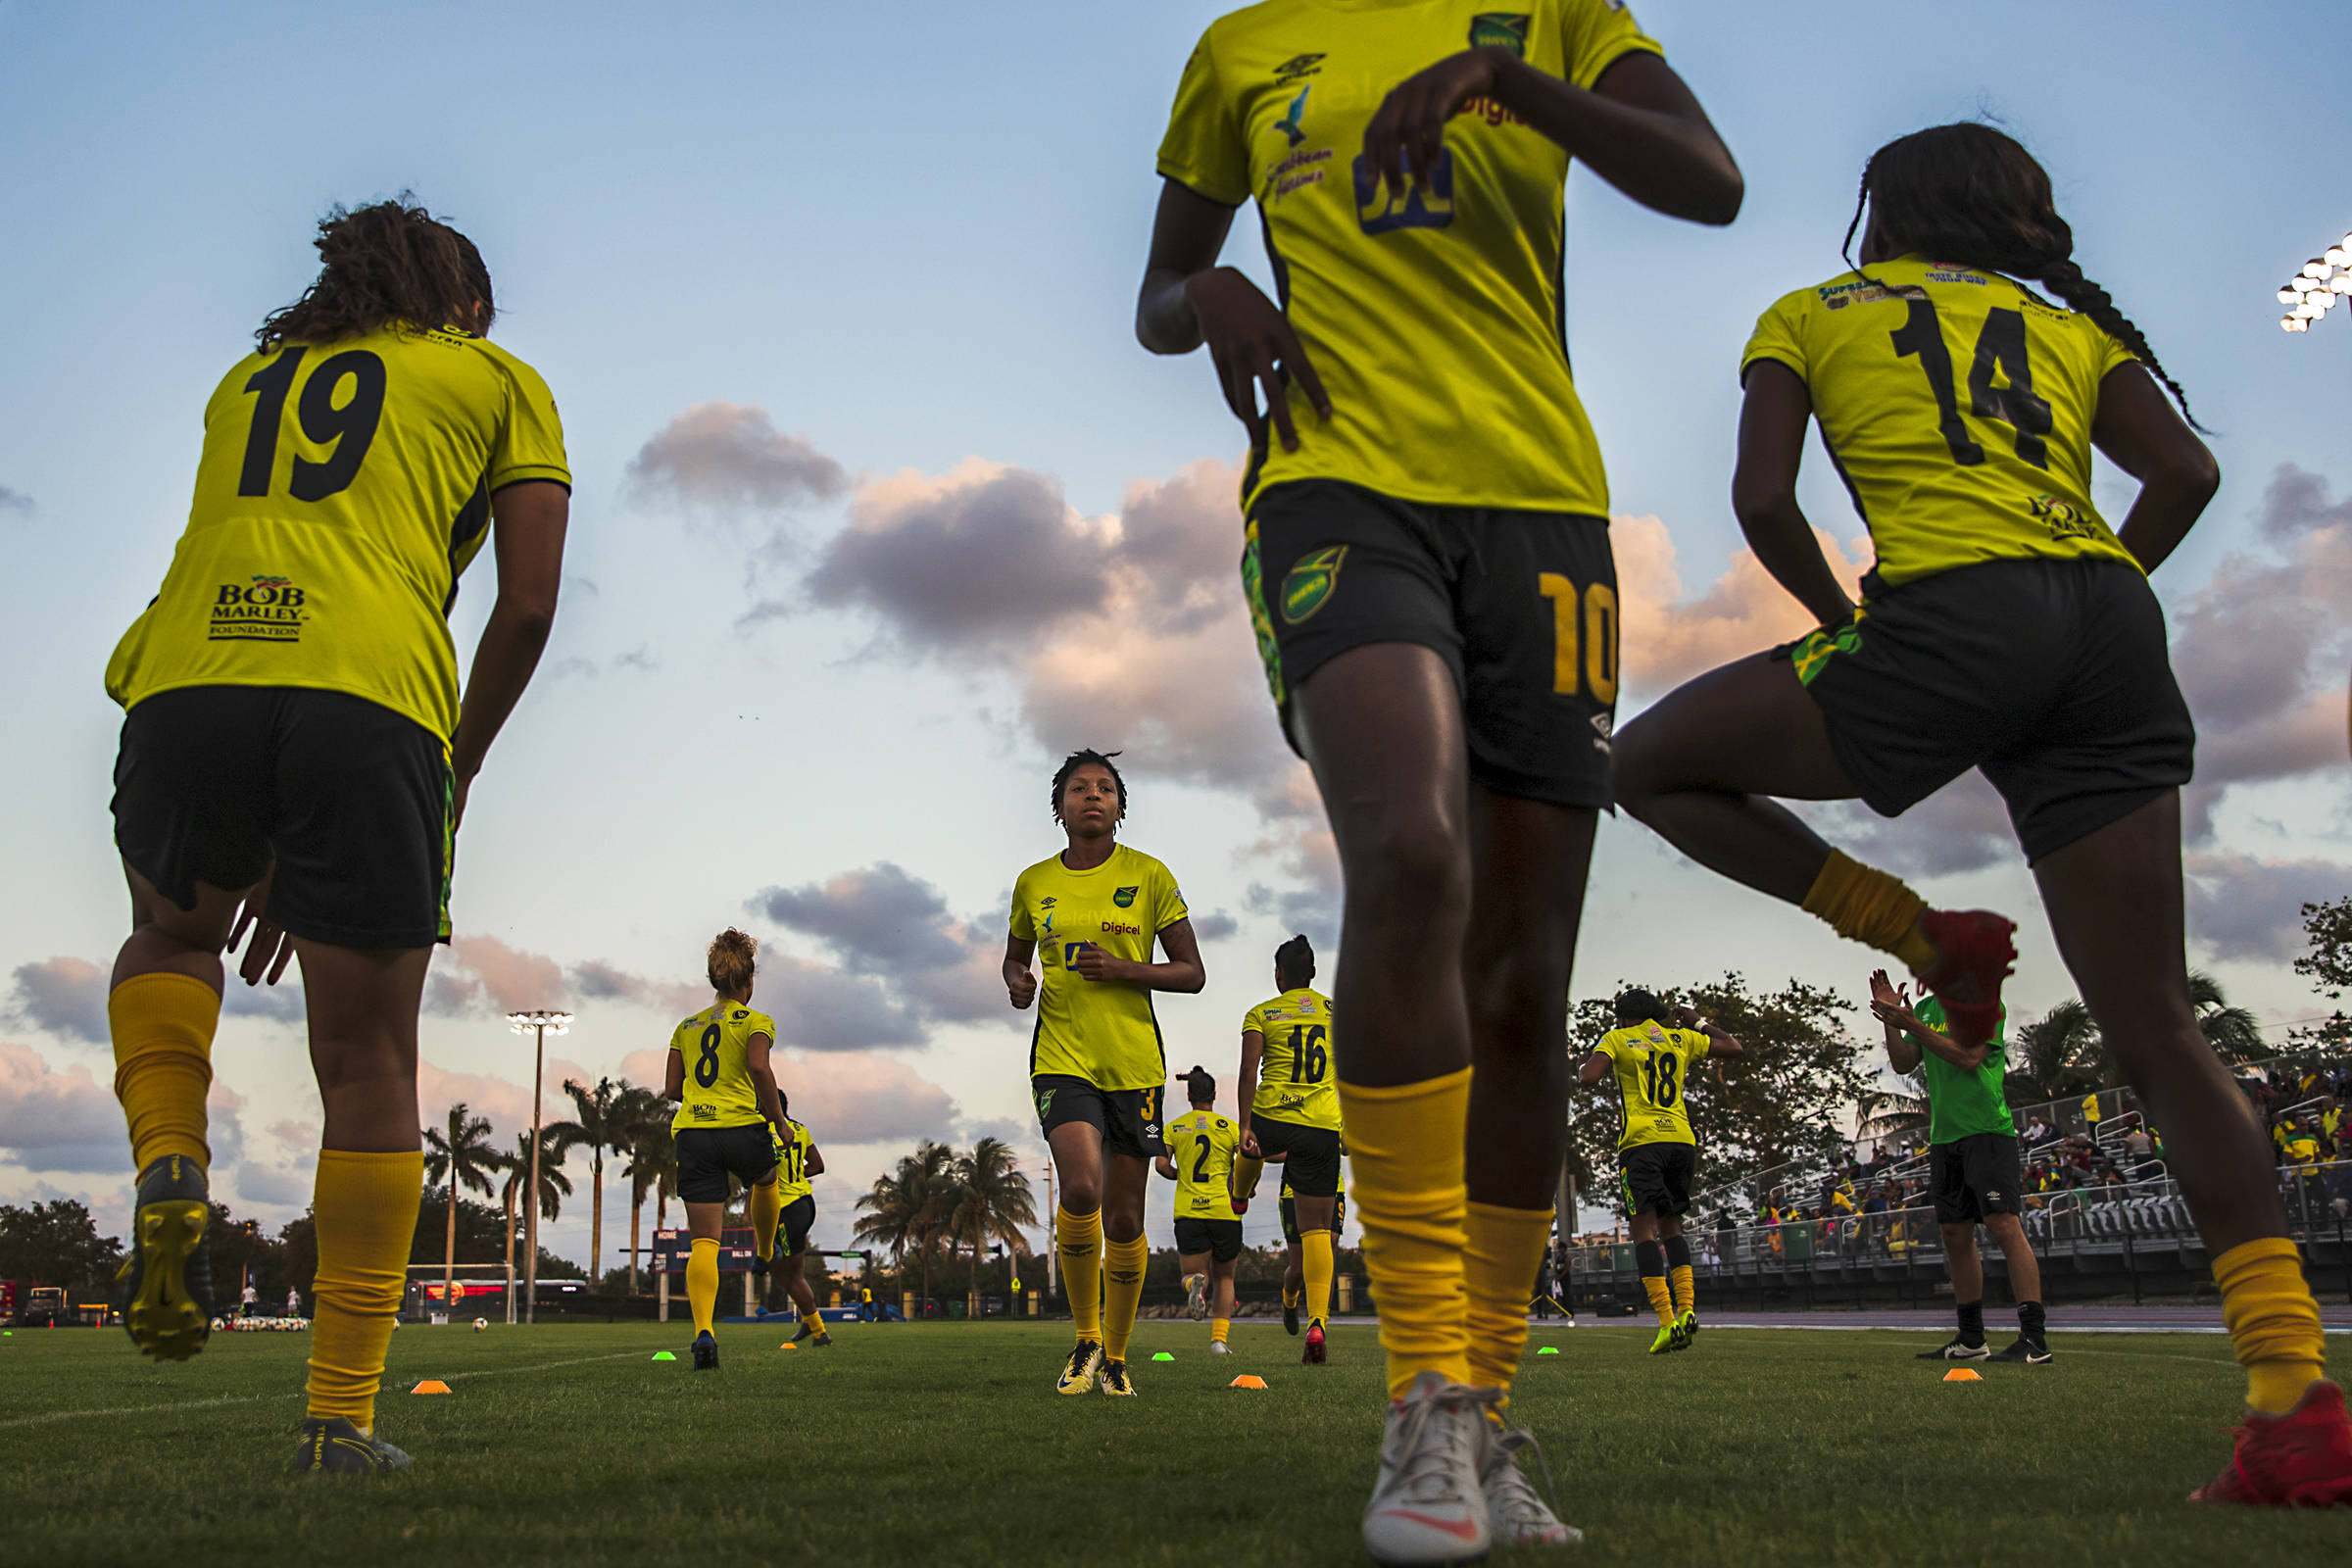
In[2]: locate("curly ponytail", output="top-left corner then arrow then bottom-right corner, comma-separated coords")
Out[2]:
707,928 -> 759,996
257,193 -> 493,351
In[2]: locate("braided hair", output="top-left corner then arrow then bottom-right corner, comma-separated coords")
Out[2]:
258,194 -> 493,351
1840,123 -> 2205,432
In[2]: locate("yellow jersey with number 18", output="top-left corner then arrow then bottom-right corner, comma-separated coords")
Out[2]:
1165,1107 -> 1243,1222
1157,0 -> 1662,514
1595,1020 -> 1709,1151
772,1117 -> 816,1203
105,323 -> 570,741
1243,987 -> 1340,1130
667,1001 -> 776,1134
1740,258 -> 2140,594
1008,842 -> 1190,1092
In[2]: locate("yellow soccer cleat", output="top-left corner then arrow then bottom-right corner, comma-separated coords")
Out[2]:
1675,1310 -> 1699,1350
1098,1357 -> 1137,1396
117,1154 -> 214,1362
1057,1338 -> 1104,1396
1647,1322 -> 1680,1356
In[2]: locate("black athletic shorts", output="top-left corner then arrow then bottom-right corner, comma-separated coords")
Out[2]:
1781,558 -> 2193,865
1930,1133 -> 2023,1224
113,685 -> 454,949
1619,1142 -> 1697,1218
1251,1113 -> 1343,1198
675,1125 -> 779,1205
1244,479 -> 1618,808
1174,1217 -> 1244,1263
777,1194 -> 815,1257
1032,1074 -> 1165,1162
1281,1191 -> 1347,1243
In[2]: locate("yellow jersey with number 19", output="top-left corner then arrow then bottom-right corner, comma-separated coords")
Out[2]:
1740,258 -> 2140,594
1008,843 -> 1190,1092
667,1001 -> 776,1134
1594,1020 -> 1710,1151
1157,0 -> 1662,514
1164,1107 -> 1242,1223
1242,987 -> 1340,1130
772,1117 -> 816,1203
105,323 -> 570,742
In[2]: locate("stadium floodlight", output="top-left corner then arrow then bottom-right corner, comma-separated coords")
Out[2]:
507,1009 -> 573,1325
2278,226 -> 2352,333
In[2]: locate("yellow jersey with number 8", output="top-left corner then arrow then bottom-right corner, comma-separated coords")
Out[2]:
1165,1107 -> 1242,1222
1740,257 -> 2139,594
1243,987 -> 1340,1130
1595,1020 -> 1710,1151
668,1002 -> 776,1134
106,323 -> 569,741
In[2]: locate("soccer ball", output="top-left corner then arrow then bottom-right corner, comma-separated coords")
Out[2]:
472,1317 -> 488,1332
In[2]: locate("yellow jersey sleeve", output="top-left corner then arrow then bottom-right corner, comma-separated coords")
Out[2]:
1008,866 -> 1037,941
1156,29 -> 1250,206
1554,0 -> 1663,89
1740,290 -> 1810,384
1241,1001 -> 1269,1039
485,346 -> 570,492
1150,857 -> 1190,933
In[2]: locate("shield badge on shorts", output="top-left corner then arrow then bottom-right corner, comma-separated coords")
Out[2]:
1281,546 -> 1348,624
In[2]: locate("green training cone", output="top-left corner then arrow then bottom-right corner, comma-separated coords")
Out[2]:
652,1350 -> 677,1361
1537,1346 -> 1559,1355
1152,1351 -> 1175,1361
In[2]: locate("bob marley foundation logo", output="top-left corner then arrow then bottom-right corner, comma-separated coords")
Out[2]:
210,574 -> 307,643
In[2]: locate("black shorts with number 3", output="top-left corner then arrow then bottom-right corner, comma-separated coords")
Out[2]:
1244,479 -> 1618,808
1032,1074 -> 1164,1162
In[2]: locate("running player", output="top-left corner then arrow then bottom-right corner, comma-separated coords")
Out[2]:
1139,4 -> 1740,1556
1609,122 -> 2350,1503
1005,750 -> 1205,1396
769,1095 -> 831,1348
1280,1153 -> 1348,1336
99,197 -> 567,1474
1230,935 -> 1342,1365
1577,992 -> 1740,1353
663,929 -> 787,1371
1157,1066 -> 1244,1354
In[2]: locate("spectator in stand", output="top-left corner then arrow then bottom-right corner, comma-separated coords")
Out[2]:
2125,1125 -> 2160,1180
2324,1161 -> 2352,1222
2081,1093 -> 2102,1145
2280,1119 -> 2323,1168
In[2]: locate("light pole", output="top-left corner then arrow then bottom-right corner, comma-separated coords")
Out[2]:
507,1008 -> 572,1325
2276,227 -> 2352,332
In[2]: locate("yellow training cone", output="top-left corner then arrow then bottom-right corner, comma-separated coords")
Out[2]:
412,1380 -> 452,1395
1228,1374 -> 1267,1389
1942,1368 -> 1983,1383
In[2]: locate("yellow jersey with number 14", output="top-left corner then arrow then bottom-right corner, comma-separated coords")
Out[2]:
1595,1020 -> 1710,1151
105,322 -> 569,742
1157,0 -> 1661,515
1740,257 -> 2140,594
1243,987 -> 1340,1130
667,1001 -> 776,1134
1164,1107 -> 1242,1222
1008,842 -> 1190,1092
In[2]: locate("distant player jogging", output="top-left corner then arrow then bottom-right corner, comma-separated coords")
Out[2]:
1138,3 -> 1742,1558
1229,935 -> 1341,1364
768,1097 -> 831,1348
1004,750 -> 1205,1397
99,197 -> 568,1475
1609,122 -> 2349,1504
664,929 -> 788,1372
1869,970 -> 2047,1365
1578,992 -> 1741,1354
1157,1066 -> 1244,1354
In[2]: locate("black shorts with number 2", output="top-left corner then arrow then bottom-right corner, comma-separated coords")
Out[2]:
1244,479 -> 1618,808
1033,1075 -> 1164,1162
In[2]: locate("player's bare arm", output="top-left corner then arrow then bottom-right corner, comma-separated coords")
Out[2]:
1678,1003 -> 1743,1058
1361,48 -> 1740,222
1072,917 -> 1207,994
449,478 -> 568,827
1733,362 -> 1857,628
662,1047 -> 685,1103
2090,362 -> 2221,573
1867,981 -> 1987,1072
1236,1027 -> 1266,1153
1003,935 -> 1039,1009
1575,1050 -> 1611,1089
1136,182 -> 1331,454
1870,969 -> 1924,1075
748,1033 -> 784,1133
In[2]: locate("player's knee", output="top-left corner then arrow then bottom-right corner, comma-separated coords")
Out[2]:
1344,808 -> 1468,924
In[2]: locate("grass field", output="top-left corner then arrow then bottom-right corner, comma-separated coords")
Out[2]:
2,1318 -> 2346,1567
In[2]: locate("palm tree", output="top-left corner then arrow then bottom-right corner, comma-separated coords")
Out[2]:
2189,971 -> 2267,1064
498,1129 -> 573,1307
854,1141 -> 956,1312
2012,999 -> 2102,1101
421,1103 -> 503,1312
545,1076 -> 628,1285
1858,1073 -> 1930,1147
945,1138 -> 1039,1314
615,1086 -> 674,1296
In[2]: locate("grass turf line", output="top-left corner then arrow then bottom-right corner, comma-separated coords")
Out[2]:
0,1321 -> 2345,1567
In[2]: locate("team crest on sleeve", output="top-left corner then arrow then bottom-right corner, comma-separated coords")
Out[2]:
1281,545 -> 1348,623
1468,13 -> 1530,55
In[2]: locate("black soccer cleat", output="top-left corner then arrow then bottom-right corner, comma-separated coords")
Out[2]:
1283,1297 -> 1300,1336
791,1320 -> 815,1343
117,1154 -> 215,1362
1916,1336 -> 1991,1360
811,1330 -> 833,1348
294,1417 -> 412,1475
1988,1337 -> 2052,1365
691,1330 -> 719,1371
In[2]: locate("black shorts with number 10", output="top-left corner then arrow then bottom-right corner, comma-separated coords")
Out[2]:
1244,479 -> 1619,808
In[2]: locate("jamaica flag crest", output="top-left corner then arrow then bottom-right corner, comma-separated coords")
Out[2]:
1468,13 -> 1530,55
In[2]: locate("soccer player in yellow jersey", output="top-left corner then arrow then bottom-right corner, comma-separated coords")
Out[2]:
1137,3 -> 1740,1557
97,198 -> 568,1475
1004,750 -> 1205,1396
1576,992 -> 1740,1355
769,1097 -> 830,1347
1230,935 -> 1342,1364
1610,123 -> 2350,1506
663,930 -> 788,1372
1281,1156 -> 1347,1337
1157,1067 -> 1244,1353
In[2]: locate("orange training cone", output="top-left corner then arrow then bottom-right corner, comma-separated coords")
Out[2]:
412,1379 -> 452,1395
1942,1368 -> 1983,1383
1228,1374 -> 1268,1389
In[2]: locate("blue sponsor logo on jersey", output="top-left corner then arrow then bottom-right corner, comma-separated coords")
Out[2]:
1353,148 -> 1454,233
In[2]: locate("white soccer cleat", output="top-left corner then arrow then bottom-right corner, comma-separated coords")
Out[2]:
1361,1371 -> 1495,1566
1209,1340 -> 1233,1355
1185,1273 -> 1208,1321
1481,1426 -> 1581,1547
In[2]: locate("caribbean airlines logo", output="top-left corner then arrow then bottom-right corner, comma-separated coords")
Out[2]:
209,573 -> 307,643
1275,84 -> 1310,147
1468,13 -> 1530,55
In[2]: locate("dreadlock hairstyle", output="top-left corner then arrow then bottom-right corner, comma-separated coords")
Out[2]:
257,194 -> 494,351
707,927 -> 759,995
1181,1064 -> 1217,1104
1839,122 -> 2205,432
1614,988 -> 1666,1026
1050,748 -> 1128,825
1274,933 -> 1316,988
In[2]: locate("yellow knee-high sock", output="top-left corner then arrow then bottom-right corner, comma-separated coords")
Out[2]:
687,1239 -> 720,1335
750,1181 -> 779,1262
2215,1238 -> 2327,1414
1057,1204 -> 1102,1343
800,1310 -> 823,1335
1102,1234 -> 1148,1362
1231,1152 -> 1265,1203
1642,1272 -> 1675,1326
1300,1228 -> 1337,1328
108,973 -> 220,1172
1339,1068 -> 1472,1400
1463,1202 -> 1551,1394
1282,1285 -> 1301,1308
1802,851 -> 1938,975
1211,1317 -> 1230,1345
305,1150 -> 424,1433
1666,1233 -> 1695,1315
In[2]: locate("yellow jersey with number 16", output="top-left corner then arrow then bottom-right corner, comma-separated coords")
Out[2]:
1595,1020 -> 1710,1151
1740,257 -> 2140,594
105,322 -> 569,742
1243,987 -> 1340,1130
667,1001 -> 776,1134
1164,1107 -> 1242,1222
1157,0 -> 1662,515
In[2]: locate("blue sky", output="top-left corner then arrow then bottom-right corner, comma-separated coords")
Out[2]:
2,1 -> 2347,1269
